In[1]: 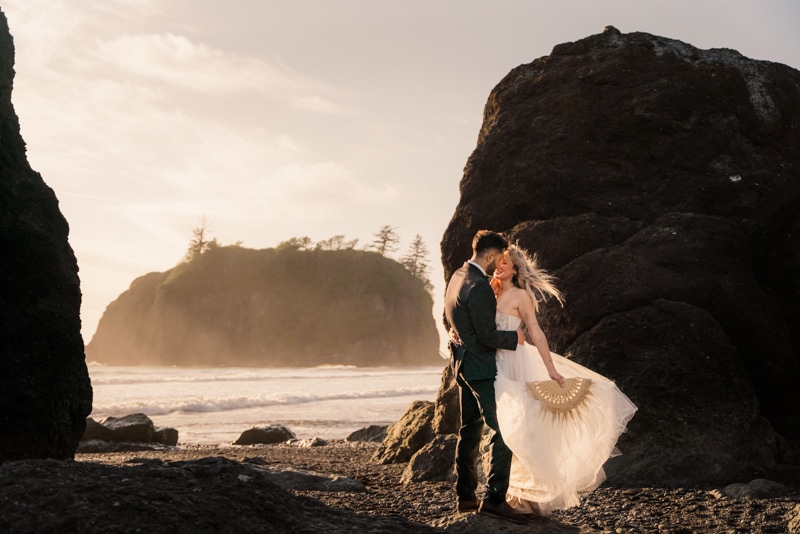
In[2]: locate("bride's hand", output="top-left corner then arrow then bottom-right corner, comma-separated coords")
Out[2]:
448,328 -> 462,346
548,368 -> 565,388
490,277 -> 501,295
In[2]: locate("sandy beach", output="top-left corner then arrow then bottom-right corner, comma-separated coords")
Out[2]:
1,441 -> 797,533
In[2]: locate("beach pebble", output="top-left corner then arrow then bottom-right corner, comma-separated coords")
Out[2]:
298,437 -> 328,447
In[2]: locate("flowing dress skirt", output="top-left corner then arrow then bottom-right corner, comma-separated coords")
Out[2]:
494,313 -> 637,515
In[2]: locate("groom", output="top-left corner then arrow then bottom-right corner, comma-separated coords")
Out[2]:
444,230 -> 528,524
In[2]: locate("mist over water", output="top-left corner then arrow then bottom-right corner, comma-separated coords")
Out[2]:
88,364 -> 444,444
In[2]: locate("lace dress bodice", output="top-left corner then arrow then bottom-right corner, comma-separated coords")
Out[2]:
496,311 -> 522,331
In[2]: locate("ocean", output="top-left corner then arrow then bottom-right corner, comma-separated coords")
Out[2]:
87,363 -> 445,445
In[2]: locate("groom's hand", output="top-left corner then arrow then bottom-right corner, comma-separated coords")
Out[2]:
516,328 -> 525,344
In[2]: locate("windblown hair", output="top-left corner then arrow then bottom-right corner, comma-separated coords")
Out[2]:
506,244 -> 564,311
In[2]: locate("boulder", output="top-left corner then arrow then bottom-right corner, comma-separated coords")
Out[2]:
82,418 -> 115,442
233,425 -> 296,445
585,299 -> 777,484
79,413 -> 179,449
400,434 -> 457,484
372,400 -> 434,465
0,10 -> 91,461
100,413 -> 155,443
153,427 -> 179,447
440,26 -> 800,484
345,424 -> 388,443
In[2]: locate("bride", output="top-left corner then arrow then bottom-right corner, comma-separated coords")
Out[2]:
491,244 -> 637,516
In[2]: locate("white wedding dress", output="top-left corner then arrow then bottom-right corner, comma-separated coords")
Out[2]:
494,312 -> 638,516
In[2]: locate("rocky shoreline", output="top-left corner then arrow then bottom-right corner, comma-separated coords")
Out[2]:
1,441 -> 798,533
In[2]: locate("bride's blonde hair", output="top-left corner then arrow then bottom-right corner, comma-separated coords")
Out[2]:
506,244 -> 564,311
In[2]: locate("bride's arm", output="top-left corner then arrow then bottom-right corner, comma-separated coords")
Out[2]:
518,292 -> 565,387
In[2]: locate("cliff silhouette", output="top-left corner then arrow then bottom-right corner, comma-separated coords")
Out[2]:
86,246 -> 440,367
0,8 -> 91,461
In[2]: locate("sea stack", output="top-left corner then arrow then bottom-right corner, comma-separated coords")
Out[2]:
441,27 -> 800,484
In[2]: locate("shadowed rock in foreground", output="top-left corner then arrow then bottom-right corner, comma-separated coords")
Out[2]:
0,9 -> 91,461
4,444 -> 798,533
441,27 -> 800,484
0,455 -> 436,533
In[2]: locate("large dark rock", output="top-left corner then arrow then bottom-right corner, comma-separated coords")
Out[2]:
87,246 -> 439,366
81,418 -> 116,442
100,413 -> 156,443
0,9 -> 91,461
440,27 -> 800,484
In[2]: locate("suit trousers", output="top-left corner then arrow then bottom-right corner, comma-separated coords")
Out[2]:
454,373 -> 511,504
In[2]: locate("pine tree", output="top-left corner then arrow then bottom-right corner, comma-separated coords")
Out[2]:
184,216 -> 219,262
401,234 -> 433,294
370,225 -> 400,257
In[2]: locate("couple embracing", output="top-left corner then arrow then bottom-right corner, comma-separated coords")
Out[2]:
444,230 -> 637,524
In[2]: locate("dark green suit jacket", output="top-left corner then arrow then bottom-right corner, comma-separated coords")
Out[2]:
444,262 -> 518,381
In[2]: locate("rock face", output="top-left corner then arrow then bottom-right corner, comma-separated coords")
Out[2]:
0,10 -> 91,461
372,400 -> 434,465
87,246 -> 440,366
399,434 -> 456,484
441,27 -> 800,484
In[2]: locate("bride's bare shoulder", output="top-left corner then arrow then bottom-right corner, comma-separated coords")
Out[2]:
510,286 -> 528,299
511,286 -> 536,308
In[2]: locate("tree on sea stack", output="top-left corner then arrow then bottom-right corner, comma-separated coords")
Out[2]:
370,225 -> 400,256
314,234 -> 359,250
401,234 -> 434,295
277,236 -> 313,251
184,216 -> 220,262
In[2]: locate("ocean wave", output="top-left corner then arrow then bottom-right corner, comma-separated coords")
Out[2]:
89,366 -> 442,386
90,386 -> 438,417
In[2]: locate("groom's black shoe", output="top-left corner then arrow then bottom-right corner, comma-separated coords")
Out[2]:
456,496 -> 479,513
478,500 -> 530,524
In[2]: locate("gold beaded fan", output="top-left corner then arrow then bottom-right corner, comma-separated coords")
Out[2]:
526,377 -> 593,415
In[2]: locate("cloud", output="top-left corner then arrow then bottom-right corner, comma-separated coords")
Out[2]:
95,33 -> 321,97
292,95 -> 350,115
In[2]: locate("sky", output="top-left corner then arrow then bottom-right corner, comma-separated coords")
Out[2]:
3,0 -> 799,351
